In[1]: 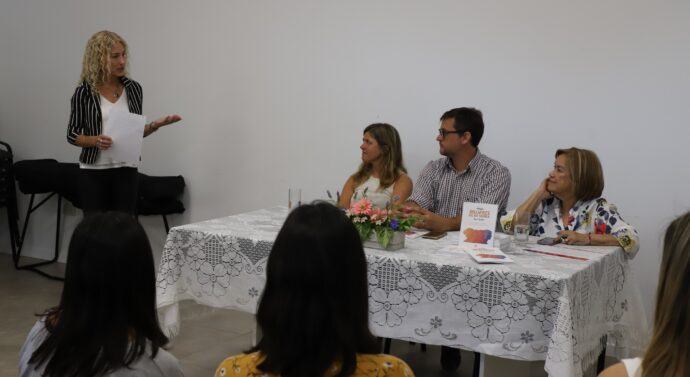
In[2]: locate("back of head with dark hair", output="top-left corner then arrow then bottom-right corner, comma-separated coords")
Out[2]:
641,211 -> 690,377
252,202 -> 379,377
30,212 -> 168,377
440,107 -> 484,147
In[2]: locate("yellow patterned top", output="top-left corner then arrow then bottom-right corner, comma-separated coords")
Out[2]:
215,352 -> 415,377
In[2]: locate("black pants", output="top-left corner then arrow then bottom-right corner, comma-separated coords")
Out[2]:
79,167 -> 138,215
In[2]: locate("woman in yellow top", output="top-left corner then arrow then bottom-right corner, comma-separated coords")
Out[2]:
215,203 -> 414,377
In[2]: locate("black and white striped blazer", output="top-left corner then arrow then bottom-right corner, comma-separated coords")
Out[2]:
66,77 -> 143,164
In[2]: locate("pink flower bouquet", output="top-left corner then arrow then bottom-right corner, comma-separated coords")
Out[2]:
345,196 -> 415,249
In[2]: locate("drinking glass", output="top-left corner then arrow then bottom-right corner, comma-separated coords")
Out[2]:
513,210 -> 531,246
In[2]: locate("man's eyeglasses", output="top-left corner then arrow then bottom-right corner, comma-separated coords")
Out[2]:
438,128 -> 467,138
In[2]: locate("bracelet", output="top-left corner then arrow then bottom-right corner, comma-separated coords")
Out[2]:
588,233 -> 592,245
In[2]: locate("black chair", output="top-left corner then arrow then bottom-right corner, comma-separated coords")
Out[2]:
136,173 -> 185,233
11,159 -> 69,281
9,157 -> 186,280
597,335 -> 608,374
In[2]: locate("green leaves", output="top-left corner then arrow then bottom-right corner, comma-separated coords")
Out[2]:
375,227 -> 394,248
355,222 -> 372,241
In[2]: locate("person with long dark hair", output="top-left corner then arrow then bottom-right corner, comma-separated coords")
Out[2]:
599,211 -> 690,376
19,212 -> 184,377
214,203 -> 414,377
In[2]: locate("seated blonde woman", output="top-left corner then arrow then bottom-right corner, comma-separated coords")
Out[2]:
338,123 -> 412,209
599,212 -> 690,376
501,147 -> 639,256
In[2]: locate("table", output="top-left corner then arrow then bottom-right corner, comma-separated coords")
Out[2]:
156,207 -> 647,377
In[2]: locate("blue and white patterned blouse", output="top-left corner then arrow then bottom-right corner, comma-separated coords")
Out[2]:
501,197 -> 639,256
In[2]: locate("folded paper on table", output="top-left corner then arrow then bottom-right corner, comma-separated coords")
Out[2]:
464,246 -> 513,263
100,108 -> 146,165
522,245 -> 591,261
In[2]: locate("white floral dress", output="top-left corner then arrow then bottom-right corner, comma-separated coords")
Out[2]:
500,197 -> 639,256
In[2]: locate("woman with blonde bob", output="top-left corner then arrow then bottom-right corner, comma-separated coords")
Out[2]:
67,30 -> 181,214
501,147 -> 639,255
599,211 -> 690,377
338,123 -> 412,209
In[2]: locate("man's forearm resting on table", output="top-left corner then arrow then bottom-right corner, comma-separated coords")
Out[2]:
404,201 -> 461,232
423,213 -> 461,232
441,215 -> 461,232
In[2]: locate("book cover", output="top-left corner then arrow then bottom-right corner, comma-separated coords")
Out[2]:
460,202 -> 499,248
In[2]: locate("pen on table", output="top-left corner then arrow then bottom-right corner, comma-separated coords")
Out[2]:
326,190 -> 332,199
523,248 -> 589,261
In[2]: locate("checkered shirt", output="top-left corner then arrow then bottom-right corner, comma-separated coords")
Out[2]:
408,151 -> 511,218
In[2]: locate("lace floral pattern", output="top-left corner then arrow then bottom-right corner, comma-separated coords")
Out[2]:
157,207 -> 646,377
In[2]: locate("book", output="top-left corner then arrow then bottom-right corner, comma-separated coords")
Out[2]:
460,202 -> 499,248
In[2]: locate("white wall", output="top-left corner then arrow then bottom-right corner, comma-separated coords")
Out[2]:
1,0 -> 689,322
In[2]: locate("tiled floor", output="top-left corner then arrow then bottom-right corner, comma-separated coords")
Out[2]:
0,254 -> 611,376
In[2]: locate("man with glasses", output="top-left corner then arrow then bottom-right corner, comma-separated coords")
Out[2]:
405,107 -> 511,370
404,107 -> 510,371
406,107 -> 510,233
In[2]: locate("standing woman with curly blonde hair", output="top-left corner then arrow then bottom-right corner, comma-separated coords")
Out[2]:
67,30 -> 181,214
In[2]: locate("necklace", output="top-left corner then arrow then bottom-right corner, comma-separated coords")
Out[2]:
103,82 -> 123,99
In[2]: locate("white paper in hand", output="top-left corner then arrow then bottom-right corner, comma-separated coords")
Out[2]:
100,108 -> 146,165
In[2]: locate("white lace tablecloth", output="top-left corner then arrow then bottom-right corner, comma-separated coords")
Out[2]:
156,206 -> 647,377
